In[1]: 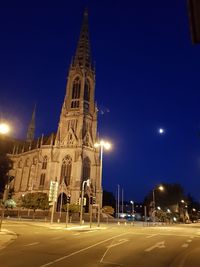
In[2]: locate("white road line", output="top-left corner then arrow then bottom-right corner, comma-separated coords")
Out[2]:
40,232 -> 132,267
146,234 -> 158,239
107,239 -> 128,248
82,230 -> 97,234
187,239 -> 192,243
145,241 -> 165,252
182,243 -> 189,248
24,242 -> 39,247
73,233 -> 80,236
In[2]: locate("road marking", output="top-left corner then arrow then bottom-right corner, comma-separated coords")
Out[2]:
24,242 -> 39,247
82,230 -> 97,234
146,234 -> 158,239
73,233 -> 80,236
145,241 -> 165,252
187,239 -> 192,243
107,239 -> 128,248
182,243 -> 189,248
40,232 -> 131,267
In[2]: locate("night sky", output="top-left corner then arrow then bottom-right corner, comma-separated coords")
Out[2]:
1,1 -> 200,202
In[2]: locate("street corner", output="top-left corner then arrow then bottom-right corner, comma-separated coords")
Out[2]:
0,229 -> 17,250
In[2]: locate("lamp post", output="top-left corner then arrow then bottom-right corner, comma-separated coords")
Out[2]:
94,140 -> 111,227
80,179 -> 90,225
152,185 -> 164,224
130,200 -> 134,215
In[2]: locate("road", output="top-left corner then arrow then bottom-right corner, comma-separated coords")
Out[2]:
1,221 -> 200,267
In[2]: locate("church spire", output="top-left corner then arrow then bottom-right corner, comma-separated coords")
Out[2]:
73,9 -> 92,69
26,104 -> 36,143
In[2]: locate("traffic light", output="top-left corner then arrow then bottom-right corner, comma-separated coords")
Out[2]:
67,195 -> 71,204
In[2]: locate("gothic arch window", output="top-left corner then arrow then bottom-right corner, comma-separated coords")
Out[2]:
60,155 -> 72,186
33,156 -> 37,165
40,173 -> 45,187
42,156 -> 48,169
18,159 -> 23,168
71,77 -> 81,109
84,79 -> 90,102
25,158 -> 30,167
83,157 -> 91,182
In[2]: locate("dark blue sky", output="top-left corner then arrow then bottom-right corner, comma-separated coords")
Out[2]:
1,1 -> 200,202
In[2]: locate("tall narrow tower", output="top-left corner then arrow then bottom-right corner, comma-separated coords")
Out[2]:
26,105 -> 36,143
55,10 -> 100,205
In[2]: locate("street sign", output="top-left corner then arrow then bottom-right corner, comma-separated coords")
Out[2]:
49,181 -> 58,202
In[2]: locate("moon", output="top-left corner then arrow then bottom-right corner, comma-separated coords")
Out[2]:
158,128 -> 165,134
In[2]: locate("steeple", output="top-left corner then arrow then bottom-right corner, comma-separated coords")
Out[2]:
73,9 -> 92,69
26,105 -> 36,143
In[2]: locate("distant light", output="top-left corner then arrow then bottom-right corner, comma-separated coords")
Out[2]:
158,185 -> 164,191
157,206 -> 161,210
158,128 -> 165,135
173,217 -> 177,222
0,123 -> 10,134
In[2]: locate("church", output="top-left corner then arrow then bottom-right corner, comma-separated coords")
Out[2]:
8,10 -> 101,211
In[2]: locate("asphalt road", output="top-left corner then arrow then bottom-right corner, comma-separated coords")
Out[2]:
1,221 -> 200,267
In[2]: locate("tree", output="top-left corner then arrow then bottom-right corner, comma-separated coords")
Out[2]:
102,206 -> 114,215
0,155 -> 13,195
103,191 -> 116,209
20,192 -> 50,213
143,183 -> 186,215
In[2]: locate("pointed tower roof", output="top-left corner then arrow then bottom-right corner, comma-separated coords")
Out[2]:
73,9 -> 92,69
26,104 -> 36,142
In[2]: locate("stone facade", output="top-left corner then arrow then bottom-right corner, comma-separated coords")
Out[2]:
8,10 -> 101,210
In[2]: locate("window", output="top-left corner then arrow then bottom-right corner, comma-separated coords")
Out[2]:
71,77 -> 80,109
84,79 -> 90,102
18,160 -> 23,168
60,155 -> 72,186
40,173 -> 45,186
83,157 -> 91,182
42,156 -> 48,169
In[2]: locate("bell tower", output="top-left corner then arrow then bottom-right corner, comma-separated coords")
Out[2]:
55,10 -> 100,206
56,9 -> 97,147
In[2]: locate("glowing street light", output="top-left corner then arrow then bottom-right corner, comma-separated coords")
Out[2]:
94,140 -> 111,227
152,185 -> 164,224
130,200 -> 134,215
0,122 -> 10,135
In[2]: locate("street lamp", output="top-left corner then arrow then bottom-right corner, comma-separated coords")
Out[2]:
0,122 -> 10,135
80,179 -> 90,225
94,140 -> 111,227
130,200 -> 134,215
152,185 -> 164,224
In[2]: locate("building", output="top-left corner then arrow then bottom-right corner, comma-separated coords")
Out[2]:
8,10 -> 101,211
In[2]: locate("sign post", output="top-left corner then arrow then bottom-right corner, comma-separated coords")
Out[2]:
49,181 -> 58,224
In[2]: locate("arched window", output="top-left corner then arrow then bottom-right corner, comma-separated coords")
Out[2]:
84,79 -> 90,102
33,156 -> 37,165
42,156 -> 48,169
83,157 -> 91,182
60,155 -> 72,186
71,77 -> 80,108
18,159 -> 23,168
25,158 -> 30,167
40,173 -> 45,187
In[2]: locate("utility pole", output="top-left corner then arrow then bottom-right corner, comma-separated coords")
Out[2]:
117,184 -> 120,221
